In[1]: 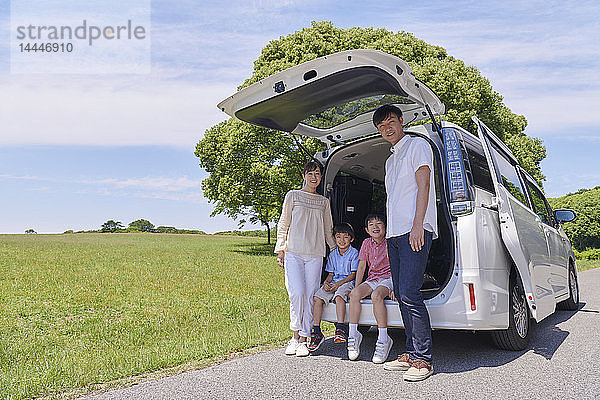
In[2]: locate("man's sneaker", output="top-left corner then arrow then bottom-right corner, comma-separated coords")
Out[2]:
372,337 -> 393,364
403,359 -> 433,381
295,342 -> 309,357
347,331 -> 363,361
285,338 -> 299,355
334,328 -> 347,343
384,353 -> 413,371
308,331 -> 325,352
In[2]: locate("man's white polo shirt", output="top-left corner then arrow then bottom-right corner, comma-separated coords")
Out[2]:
384,134 -> 438,239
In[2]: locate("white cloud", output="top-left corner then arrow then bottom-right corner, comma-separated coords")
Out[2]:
0,173 -> 208,203
382,6 -> 600,141
0,77 -> 236,147
545,172 -> 600,198
94,176 -> 203,192
508,90 -> 600,135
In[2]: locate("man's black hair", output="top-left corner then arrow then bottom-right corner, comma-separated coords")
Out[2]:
333,222 -> 355,240
364,213 -> 386,227
303,159 -> 323,175
372,104 -> 403,127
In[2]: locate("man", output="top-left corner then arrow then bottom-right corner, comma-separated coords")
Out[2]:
373,104 -> 438,381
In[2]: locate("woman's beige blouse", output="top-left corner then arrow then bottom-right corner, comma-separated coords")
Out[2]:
275,190 -> 336,258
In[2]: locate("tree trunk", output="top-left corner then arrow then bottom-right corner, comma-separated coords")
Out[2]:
266,222 -> 271,245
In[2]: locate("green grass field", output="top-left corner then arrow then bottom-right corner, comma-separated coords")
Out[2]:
0,234 -> 597,399
575,258 -> 600,271
0,234 -> 289,399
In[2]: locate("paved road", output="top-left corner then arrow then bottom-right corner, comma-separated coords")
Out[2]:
83,268 -> 600,400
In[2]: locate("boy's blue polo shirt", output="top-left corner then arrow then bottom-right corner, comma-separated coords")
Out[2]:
326,246 -> 359,283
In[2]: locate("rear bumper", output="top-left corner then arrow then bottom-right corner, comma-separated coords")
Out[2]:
321,268 -> 510,330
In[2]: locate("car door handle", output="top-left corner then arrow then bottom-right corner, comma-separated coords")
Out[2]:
481,203 -> 498,211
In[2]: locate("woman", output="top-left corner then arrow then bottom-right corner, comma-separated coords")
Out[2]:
275,160 -> 336,357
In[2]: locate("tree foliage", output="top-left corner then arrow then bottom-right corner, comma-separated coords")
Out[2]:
196,21 -> 547,237
129,219 -> 155,232
195,119 -> 322,243
549,186 -> 600,251
101,220 -> 124,233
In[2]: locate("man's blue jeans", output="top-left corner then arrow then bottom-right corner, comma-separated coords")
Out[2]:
387,231 -> 433,363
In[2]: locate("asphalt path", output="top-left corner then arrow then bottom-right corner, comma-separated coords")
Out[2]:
83,268 -> 600,400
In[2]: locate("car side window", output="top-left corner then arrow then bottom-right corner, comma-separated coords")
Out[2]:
523,180 -> 551,224
488,143 -> 527,205
522,177 -> 555,227
464,144 -> 495,194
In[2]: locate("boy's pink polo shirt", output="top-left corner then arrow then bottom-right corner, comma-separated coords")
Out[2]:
358,237 -> 390,281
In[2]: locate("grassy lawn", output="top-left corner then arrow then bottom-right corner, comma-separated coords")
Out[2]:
1,234 -> 596,399
576,258 -> 600,272
0,234 -> 290,399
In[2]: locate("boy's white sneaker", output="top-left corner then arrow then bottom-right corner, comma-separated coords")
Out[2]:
285,338 -> 299,355
372,337 -> 393,364
347,331 -> 363,361
295,342 -> 309,357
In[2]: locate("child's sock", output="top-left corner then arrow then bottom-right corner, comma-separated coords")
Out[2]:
349,323 -> 358,338
335,322 -> 344,331
312,325 -> 321,335
378,327 -> 390,342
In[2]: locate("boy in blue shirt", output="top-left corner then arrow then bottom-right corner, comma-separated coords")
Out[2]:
308,223 -> 359,352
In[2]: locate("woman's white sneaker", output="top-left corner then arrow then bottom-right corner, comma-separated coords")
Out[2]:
295,342 -> 310,357
285,338 -> 299,355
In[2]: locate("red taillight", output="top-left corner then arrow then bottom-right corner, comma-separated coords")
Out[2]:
468,283 -> 476,311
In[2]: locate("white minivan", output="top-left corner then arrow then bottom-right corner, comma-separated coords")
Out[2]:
217,49 -> 579,350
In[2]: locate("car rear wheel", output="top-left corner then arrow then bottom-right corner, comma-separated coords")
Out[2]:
492,276 -> 531,351
557,264 -> 579,311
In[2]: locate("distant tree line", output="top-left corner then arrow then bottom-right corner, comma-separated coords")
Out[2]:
213,229 -> 276,238
62,219 -> 206,235
549,186 -> 600,251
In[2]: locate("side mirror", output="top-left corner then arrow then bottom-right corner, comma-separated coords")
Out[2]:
554,209 -> 576,223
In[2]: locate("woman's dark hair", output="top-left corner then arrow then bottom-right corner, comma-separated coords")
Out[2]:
372,104 -> 403,127
303,159 -> 323,175
364,213 -> 386,227
332,222 -> 355,240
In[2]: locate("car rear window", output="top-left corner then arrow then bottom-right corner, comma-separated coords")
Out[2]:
301,94 -> 415,129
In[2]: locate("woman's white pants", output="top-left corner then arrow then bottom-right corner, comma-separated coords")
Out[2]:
284,252 -> 322,338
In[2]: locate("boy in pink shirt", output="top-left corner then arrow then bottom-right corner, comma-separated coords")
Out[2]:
347,214 -> 395,364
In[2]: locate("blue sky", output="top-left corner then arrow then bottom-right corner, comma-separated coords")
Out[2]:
1,0 -> 599,233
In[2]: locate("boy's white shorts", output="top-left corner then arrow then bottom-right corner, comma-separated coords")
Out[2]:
364,277 -> 393,292
314,281 -> 355,303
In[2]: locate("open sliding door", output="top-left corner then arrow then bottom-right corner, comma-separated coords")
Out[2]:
473,117 -> 555,321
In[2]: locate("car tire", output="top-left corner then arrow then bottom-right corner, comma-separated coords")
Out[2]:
557,264 -> 579,311
491,275 -> 531,351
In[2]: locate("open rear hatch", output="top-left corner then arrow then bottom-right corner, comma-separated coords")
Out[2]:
218,49 -> 444,145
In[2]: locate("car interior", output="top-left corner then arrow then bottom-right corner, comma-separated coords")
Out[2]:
322,132 -> 455,300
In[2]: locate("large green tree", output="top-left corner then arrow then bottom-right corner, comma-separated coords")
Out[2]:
196,119 -> 318,243
101,220 -> 123,233
196,21 -> 547,238
129,219 -> 155,232
549,186 -> 600,251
